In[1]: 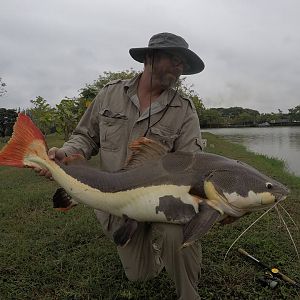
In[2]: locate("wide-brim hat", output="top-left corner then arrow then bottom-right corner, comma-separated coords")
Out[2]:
129,32 -> 205,75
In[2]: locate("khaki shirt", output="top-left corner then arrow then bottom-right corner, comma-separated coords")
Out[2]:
61,74 -> 203,172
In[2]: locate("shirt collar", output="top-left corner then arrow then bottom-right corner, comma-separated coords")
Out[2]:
124,74 -> 141,98
125,73 -> 183,108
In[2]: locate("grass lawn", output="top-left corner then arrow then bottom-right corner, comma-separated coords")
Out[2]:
0,133 -> 299,299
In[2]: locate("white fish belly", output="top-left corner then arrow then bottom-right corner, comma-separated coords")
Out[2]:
68,184 -> 199,223
48,163 -> 199,223
110,185 -> 199,223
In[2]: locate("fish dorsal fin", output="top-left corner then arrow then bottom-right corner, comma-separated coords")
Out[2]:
124,137 -> 168,170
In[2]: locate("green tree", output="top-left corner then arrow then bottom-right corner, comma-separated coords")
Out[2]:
288,105 -> 300,122
211,107 -> 259,126
234,112 -> 253,126
79,70 -> 139,100
29,96 -> 55,135
178,78 -> 205,117
55,98 -> 85,140
200,108 -> 223,128
0,108 -> 17,137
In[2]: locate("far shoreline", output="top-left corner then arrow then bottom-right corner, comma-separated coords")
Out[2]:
201,122 -> 300,129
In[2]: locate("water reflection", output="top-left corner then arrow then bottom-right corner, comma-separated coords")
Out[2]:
204,127 -> 300,177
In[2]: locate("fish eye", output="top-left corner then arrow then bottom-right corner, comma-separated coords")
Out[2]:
266,182 -> 273,189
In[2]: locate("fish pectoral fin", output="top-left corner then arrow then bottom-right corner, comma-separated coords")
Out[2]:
53,187 -> 78,211
182,201 -> 221,247
113,216 -> 138,247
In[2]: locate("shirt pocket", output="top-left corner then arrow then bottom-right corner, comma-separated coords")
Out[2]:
148,126 -> 179,151
99,109 -> 128,151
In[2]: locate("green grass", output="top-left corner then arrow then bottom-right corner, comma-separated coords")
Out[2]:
0,133 -> 300,299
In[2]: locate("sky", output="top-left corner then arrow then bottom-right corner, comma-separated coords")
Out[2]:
0,0 -> 299,113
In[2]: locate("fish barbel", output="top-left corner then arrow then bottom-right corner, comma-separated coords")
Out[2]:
0,114 -> 289,246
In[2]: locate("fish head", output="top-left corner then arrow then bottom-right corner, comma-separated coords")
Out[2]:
203,163 -> 289,217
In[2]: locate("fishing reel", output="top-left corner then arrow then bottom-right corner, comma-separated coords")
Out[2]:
257,271 -> 281,289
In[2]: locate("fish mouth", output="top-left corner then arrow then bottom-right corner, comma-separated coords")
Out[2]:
271,186 -> 289,204
275,195 -> 288,204
229,193 -> 288,213
206,191 -> 288,218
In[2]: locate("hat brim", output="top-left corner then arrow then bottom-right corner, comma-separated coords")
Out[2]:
129,46 -> 205,75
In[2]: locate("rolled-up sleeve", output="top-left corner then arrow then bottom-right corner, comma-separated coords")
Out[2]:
173,103 -> 203,153
60,89 -> 106,159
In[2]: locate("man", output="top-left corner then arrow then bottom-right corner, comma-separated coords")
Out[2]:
38,32 -> 205,299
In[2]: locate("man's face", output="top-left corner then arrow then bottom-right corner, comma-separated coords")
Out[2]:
150,50 -> 187,89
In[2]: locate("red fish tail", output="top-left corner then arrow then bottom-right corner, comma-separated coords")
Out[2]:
0,113 -> 48,168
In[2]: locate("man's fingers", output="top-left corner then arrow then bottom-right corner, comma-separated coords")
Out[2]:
33,147 -> 66,179
48,147 -> 59,160
40,170 -> 47,176
38,169 -> 48,176
48,147 -> 66,161
33,167 -> 52,178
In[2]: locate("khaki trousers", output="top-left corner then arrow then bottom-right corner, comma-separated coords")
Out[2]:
95,210 -> 202,300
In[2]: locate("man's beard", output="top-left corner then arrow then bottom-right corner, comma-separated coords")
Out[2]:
152,67 -> 180,89
160,73 -> 179,89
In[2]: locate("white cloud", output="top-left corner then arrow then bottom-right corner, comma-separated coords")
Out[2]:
1,0 -> 299,112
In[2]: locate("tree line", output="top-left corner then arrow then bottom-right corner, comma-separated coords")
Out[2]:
201,106 -> 300,128
0,71 -> 299,139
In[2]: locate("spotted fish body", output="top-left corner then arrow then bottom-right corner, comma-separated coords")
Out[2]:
58,150 -> 287,221
0,114 -> 289,245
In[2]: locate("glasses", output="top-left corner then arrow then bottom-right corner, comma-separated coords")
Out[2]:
158,50 -> 188,68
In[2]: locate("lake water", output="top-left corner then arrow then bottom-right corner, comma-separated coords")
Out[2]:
204,126 -> 300,177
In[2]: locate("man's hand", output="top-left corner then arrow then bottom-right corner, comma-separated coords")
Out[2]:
34,147 -> 66,179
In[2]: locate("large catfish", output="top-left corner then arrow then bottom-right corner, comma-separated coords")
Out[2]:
0,114 -> 289,246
